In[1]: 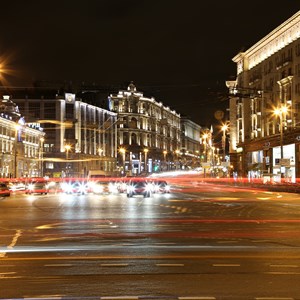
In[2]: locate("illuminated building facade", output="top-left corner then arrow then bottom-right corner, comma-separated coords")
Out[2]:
227,10 -> 300,182
7,89 -> 117,178
180,117 -> 202,169
0,96 -> 45,178
108,82 -> 181,175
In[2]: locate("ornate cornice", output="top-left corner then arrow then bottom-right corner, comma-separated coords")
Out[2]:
233,10 -> 300,71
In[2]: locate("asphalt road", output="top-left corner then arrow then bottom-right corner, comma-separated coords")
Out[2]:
1,177 -> 300,300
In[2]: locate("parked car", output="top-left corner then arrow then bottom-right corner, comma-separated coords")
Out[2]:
126,179 -> 152,198
25,181 -> 49,195
0,182 -> 11,197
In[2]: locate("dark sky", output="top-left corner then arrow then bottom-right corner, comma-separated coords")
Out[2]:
0,0 -> 299,126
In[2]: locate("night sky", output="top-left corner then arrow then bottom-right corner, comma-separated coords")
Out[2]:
0,1 -> 299,127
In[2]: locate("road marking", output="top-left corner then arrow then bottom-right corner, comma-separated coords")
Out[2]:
100,263 -> 129,267
0,272 -> 16,275
217,240 -> 238,243
44,264 -> 73,267
154,242 -> 176,245
178,297 -> 216,300
156,263 -> 184,267
212,263 -> 240,267
101,297 -> 139,300
270,264 -> 299,268
264,271 -> 300,275
255,298 -> 294,300
24,296 -> 63,299
8,229 -> 22,249
0,229 -> 23,258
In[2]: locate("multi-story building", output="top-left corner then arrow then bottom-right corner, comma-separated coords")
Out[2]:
3,88 -> 118,178
227,10 -> 300,182
180,117 -> 202,169
108,82 -> 181,175
0,95 -> 45,178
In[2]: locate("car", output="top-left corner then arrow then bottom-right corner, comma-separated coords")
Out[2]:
0,182 -> 11,197
126,179 -> 152,198
114,179 -> 128,193
89,180 -> 118,194
60,180 -> 90,195
8,180 -> 26,193
25,181 -> 49,195
152,180 -> 170,193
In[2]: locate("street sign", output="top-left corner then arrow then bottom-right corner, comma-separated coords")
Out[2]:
202,162 -> 210,168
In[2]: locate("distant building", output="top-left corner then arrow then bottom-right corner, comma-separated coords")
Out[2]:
108,82 -> 181,175
2,88 -> 117,178
180,117 -> 202,169
0,96 -> 45,178
227,10 -> 300,182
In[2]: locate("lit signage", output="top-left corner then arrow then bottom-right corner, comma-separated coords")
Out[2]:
65,93 -> 75,103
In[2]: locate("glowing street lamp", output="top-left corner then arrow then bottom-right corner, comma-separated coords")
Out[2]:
119,147 -> 126,173
65,144 -> 71,160
163,150 -> 167,171
65,144 -> 71,177
221,124 -> 228,162
98,148 -> 103,156
274,105 -> 288,180
163,150 -> 167,161
175,149 -> 180,170
144,148 -> 149,173
201,133 -> 208,162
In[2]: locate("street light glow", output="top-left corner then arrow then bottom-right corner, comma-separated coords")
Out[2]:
273,105 -> 289,181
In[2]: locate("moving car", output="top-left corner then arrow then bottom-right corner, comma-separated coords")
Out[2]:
60,180 -> 89,195
8,180 -> 26,193
0,182 -> 11,197
89,180 -> 118,194
25,181 -> 49,195
152,180 -> 170,193
126,179 -> 152,198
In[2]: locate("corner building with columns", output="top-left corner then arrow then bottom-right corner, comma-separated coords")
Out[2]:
108,82 -> 181,175
227,10 -> 300,182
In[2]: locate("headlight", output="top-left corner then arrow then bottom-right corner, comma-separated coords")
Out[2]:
28,184 -> 34,190
128,185 -> 135,192
93,185 -> 103,193
145,184 -> 152,191
62,183 -> 73,193
109,183 -> 117,193
78,183 -> 87,193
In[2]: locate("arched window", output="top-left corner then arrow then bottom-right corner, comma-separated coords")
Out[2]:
129,117 -> 138,129
131,133 -> 137,145
123,132 -> 129,144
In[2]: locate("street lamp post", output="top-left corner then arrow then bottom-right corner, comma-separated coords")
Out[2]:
221,124 -> 228,162
14,124 -> 20,178
175,149 -> 180,170
144,148 -> 149,173
40,137 -> 44,177
163,150 -> 167,171
274,105 -> 288,180
65,144 -> 71,177
201,133 -> 208,178
119,148 -> 126,175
